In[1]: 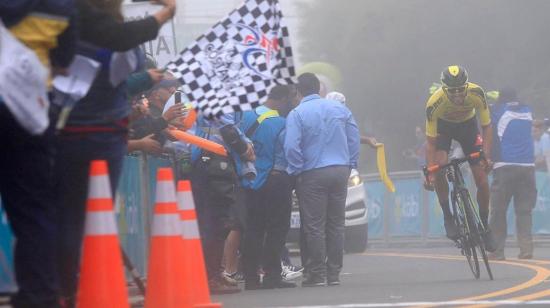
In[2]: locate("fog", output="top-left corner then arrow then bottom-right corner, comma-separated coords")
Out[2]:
294,0 -> 550,172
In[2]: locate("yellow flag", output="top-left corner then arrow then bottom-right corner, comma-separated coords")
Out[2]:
375,143 -> 396,193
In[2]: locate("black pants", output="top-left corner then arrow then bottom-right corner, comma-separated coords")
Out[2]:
53,131 -> 127,307
243,171 -> 292,283
0,106 -> 59,308
191,157 -> 237,279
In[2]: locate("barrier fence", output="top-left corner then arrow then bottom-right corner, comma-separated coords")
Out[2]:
1,155 -> 549,292
365,170 -> 550,240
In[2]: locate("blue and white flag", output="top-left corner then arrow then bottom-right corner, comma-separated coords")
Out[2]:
166,0 -> 295,118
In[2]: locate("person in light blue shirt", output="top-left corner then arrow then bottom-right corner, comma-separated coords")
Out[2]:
284,73 -> 360,287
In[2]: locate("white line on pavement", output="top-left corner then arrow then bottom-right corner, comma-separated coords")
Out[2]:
268,300 -> 550,308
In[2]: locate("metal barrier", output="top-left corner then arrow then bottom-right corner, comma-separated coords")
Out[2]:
364,170 -> 550,242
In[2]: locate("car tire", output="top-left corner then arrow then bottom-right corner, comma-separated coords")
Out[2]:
344,223 -> 368,253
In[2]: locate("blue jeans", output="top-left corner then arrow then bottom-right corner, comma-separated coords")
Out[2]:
53,131 -> 127,306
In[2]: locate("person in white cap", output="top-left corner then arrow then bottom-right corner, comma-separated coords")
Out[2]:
325,91 -> 378,149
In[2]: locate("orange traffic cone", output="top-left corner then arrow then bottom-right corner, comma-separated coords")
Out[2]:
144,168 -> 188,308
177,180 -> 222,308
77,160 -> 129,308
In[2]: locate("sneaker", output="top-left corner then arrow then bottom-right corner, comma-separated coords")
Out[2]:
209,277 -> 241,294
327,276 -> 340,286
301,276 -> 325,287
482,229 -> 497,253
282,262 -> 304,273
222,271 -> 239,286
281,264 -> 303,281
223,270 -> 244,283
444,218 -> 459,240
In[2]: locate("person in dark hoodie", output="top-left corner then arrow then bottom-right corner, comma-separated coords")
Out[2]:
51,0 -> 176,306
488,88 -> 537,260
0,1 -> 76,307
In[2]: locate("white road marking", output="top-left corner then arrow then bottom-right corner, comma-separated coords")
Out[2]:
269,300 -> 550,308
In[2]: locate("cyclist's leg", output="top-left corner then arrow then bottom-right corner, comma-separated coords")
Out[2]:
433,120 -> 457,239
434,120 -> 452,220
458,119 -> 490,227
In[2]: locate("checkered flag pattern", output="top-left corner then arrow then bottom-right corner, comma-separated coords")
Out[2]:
166,0 -> 296,118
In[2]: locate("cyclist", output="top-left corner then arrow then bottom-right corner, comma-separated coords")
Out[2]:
424,65 -> 495,251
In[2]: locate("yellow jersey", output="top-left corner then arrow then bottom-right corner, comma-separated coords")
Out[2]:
425,82 -> 491,138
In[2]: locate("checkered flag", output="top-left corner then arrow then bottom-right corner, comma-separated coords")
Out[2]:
166,0 -> 296,118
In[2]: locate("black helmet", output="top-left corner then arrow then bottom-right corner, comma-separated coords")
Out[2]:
441,65 -> 468,88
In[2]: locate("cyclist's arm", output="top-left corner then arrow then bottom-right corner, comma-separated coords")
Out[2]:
425,135 -> 438,167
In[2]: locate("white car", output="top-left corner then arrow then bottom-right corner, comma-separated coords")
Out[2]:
288,169 -> 369,253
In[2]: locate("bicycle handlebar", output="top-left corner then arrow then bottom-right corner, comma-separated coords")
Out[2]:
422,150 -> 485,181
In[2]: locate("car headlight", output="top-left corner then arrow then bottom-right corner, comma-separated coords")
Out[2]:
348,174 -> 363,187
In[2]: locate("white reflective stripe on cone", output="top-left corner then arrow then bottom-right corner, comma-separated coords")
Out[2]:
155,181 -> 176,203
87,175 -> 112,199
152,214 -> 181,236
176,191 -> 195,210
181,220 -> 200,239
85,212 -> 118,235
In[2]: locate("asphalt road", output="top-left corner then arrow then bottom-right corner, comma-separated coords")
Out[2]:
214,245 -> 550,308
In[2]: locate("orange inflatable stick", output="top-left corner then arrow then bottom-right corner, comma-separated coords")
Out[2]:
168,129 -> 228,157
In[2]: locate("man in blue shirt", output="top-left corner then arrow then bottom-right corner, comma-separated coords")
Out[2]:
284,73 -> 360,287
237,85 -> 298,290
489,88 -> 537,260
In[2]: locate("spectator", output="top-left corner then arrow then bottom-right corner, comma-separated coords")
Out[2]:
0,2 -> 76,307
190,111 -> 254,294
533,119 -> 550,171
326,91 -> 378,148
51,0 -> 176,306
238,85 -> 297,290
284,73 -> 360,287
403,126 -> 427,168
489,88 -> 537,260
129,83 -> 185,144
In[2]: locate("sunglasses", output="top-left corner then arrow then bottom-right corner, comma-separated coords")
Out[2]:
444,84 -> 468,94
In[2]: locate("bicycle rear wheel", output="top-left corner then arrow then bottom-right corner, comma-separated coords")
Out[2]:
460,189 -> 493,280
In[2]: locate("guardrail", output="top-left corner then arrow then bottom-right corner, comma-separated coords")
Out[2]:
363,170 -> 550,242
1,156 -> 549,292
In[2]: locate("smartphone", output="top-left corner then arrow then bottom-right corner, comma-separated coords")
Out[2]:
175,91 -> 182,104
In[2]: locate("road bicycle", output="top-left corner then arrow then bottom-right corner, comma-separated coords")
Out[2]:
423,151 -> 493,280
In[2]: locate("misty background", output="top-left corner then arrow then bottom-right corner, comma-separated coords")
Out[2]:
294,0 -> 550,173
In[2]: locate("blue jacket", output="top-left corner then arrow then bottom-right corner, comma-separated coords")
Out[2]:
236,106 -> 286,190
284,94 -> 360,175
491,101 -> 535,166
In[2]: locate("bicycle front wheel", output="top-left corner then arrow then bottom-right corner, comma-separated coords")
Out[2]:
460,189 -> 493,280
